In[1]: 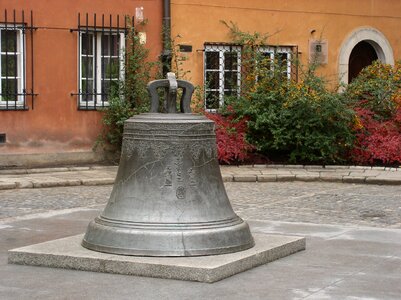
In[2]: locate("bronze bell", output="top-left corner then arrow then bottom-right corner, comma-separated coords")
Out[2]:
82,73 -> 254,256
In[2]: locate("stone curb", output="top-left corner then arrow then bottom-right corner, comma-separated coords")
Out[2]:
1,165 -> 401,191
0,165 -> 118,175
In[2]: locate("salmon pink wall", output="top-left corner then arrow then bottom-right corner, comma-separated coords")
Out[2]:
0,0 -> 162,154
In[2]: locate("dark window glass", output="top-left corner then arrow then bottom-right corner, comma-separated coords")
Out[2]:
224,71 -> 238,90
206,71 -> 220,90
81,57 -> 93,79
205,51 -> 219,70
1,54 -> 17,77
1,79 -> 17,101
102,34 -> 119,56
224,52 -> 238,69
1,30 -> 17,52
81,33 -> 94,55
81,80 -> 94,101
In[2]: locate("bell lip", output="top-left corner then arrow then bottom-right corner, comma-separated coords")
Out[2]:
81,237 -> 255,257
94,215 -> 244,230
81,217 -> 255,257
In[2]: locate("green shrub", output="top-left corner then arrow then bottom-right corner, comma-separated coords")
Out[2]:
344,61 -> 401,165
227,64 -> 355,164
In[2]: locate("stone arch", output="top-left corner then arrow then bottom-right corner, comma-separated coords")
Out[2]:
338,27 -> 394,85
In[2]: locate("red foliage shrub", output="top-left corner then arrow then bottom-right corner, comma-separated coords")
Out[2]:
204,110 -> 254,164
351,107 -> 401,165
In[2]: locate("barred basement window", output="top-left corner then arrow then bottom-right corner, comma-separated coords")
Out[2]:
204,44 -> 241,111
72,13 -> 128,110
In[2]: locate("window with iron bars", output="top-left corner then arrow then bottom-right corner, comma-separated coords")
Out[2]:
79,31 -> 125,109
0,10 -> 36,110
204,44 -> 293,111
72,13 -> 129,110
0,27 -> 24,108
258,46 -> 292,80
204,44 -> 241,111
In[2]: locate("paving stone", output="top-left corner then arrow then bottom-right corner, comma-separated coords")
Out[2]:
319,175 -> 343,183
257,175 -> 277,182
276,175 -> 296,182
365,177 -> 401,185
324,165 -> 350,169
28,168 -> 69,174
222,174 -> 233,182
33,180 -> 73,188
295,175 -> 320,182
0,169 -> 28,175
68,167 -> 91,171
282,165 -> 304,169
15,181 -> 34,189
349,166 -> 371,170
81,178 -> 115,186
252,164 -> 268,168
0,182 -> 17,190
342,176 -> 366,184
233,175 -> 257,182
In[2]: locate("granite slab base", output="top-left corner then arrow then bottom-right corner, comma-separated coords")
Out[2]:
8,233 -> 305,283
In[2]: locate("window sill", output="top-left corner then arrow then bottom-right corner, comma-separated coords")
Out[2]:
0,106 -> 29,111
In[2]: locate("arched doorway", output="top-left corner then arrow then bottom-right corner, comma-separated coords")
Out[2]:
338,27 -> 394,86
348,41 -> 378,82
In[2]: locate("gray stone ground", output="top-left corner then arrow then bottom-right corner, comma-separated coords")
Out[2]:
1,181 -> 401,299
1,182 -> 401,228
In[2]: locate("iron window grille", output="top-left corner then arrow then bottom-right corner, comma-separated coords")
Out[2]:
258,46 -> 293,80
0,10 -> 36,110
203,43 -> 297,111
204,44 -> 241,111
71,13 -> 130,110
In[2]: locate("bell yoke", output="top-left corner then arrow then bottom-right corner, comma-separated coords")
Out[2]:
82,73 -> 255,256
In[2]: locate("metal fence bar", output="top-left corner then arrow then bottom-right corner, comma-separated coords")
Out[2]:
101,14 -> 104,108
107,14 -> 112,108
5,10 -> 9,109
93,13 -> 97,107
13,10 -> 17,108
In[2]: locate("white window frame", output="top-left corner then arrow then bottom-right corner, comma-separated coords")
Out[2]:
0,26 -> 25,108
78,31 -> 125,108
204,45 -> 241,111
259,46 -> 292,79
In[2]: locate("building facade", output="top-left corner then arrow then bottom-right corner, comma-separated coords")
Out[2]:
0,0 -> 162,166
1,0 -> 401,166
170,0 -> 400,110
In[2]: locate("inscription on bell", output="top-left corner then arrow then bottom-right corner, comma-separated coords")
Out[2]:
176,186 -> 186,199
164,166 -> 173,186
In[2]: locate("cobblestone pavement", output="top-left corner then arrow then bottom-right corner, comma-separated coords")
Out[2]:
1,182 -> 400,228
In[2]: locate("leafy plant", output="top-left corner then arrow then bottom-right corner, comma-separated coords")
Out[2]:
205,109 -> 254,164
345,61 -> 401,165
345,60 -> 401,119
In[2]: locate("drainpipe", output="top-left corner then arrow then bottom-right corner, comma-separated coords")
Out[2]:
162,0 -> 172,75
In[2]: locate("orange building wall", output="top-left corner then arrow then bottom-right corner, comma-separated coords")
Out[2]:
171,0 -> 401,86
0,0 -> 162,154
